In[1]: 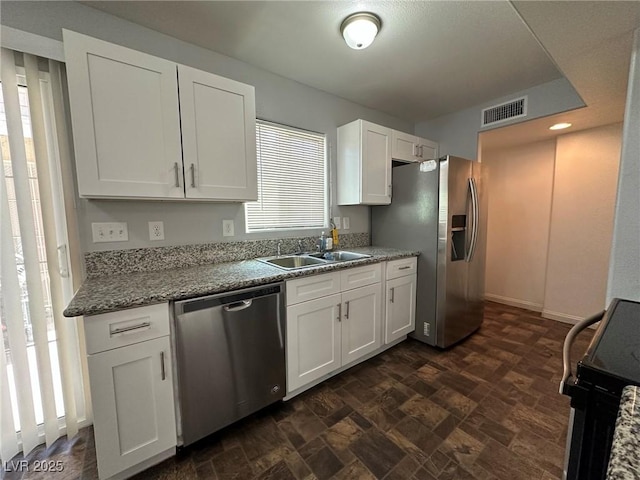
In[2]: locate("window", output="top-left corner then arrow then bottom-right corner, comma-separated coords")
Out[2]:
245,120 -> 327,232
1,50 -> 85,460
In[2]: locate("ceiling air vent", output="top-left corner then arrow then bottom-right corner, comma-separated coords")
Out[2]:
481,96 -> 528,127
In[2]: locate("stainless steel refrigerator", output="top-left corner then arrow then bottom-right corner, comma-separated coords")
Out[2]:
371,156 -> 486,348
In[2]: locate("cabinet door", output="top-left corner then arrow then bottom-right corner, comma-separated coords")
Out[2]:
385,275 -> 417,344
361,121 -> 392,205
88,336 -> 176,479
286,294 -> 341,392
341,283 -> 382,365
417,137 -> 439,161
178,65 -> 257,201
391,130 -> 420,162
63,30 -> 183,199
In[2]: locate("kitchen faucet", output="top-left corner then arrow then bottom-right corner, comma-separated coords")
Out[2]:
276,240 -> 283,256
297,240 -> 304,254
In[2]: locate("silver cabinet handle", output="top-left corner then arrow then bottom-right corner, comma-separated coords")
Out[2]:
110,322 -> 151,336
174,162 -> 180,188
337,303 -> 342,322
419,145 -> 424,158
390,287 -> 395,303
223,300 -> 253,312
345,301 -> 350,319
190,163 -> 196,188
412,143 -> 419,157
160,351 -> 166,381
399,266 -> 411,270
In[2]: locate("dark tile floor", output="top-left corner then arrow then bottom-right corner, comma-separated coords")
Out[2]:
1,302 -> 595,480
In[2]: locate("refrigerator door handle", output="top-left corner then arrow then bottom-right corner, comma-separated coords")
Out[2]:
465,177 -> 479,262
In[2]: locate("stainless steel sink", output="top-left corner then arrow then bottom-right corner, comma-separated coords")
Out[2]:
258,255 -> 330,270
322,251 -> 371,261
257,250 -> 371,270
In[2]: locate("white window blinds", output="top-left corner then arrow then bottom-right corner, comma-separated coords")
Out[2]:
245,121 -> 327,232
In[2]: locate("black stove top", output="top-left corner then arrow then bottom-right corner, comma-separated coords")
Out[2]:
577,299 -> 640,392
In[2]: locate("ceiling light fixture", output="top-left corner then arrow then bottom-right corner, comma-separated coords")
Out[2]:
341,12 -> 381,50
549,122 -> 572,130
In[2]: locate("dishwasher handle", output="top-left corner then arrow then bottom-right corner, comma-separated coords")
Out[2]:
223,300 -> 253,312
176,284 -> 283,315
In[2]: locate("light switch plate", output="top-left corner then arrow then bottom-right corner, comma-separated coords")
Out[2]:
148,221 -> 164,241
91,222 -> 128,243
342,217 -> 350,230
223,219 -> 235,237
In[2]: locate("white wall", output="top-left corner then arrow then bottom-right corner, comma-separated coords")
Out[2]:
543,124 -> 622,321
482,124 -> 622,322
483,140 -> 556,311
607,29 -> 640,303
0,1 -> 414,252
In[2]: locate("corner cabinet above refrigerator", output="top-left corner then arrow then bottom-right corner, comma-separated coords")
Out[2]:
336,119 -> 439,205
372,156 -> 486,348
63,30 -> 257,201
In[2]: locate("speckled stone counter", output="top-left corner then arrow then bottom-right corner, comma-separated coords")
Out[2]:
607,386 -> 640,479
64,247 -> 419,317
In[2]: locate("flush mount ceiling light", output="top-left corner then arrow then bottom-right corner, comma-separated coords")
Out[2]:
549,122 -> 572,130
341,12 -> 381,50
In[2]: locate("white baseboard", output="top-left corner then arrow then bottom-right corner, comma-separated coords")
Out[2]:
484,293 -> 543,312
541,309 -> 584,325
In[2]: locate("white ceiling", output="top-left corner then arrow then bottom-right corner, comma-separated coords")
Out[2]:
81,0 -> 640,149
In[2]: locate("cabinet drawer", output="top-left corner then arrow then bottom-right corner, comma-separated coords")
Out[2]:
386,257 -> 418,280
84,303 -> 170,355
340,263 -> 382,291
286,272 -> 341,306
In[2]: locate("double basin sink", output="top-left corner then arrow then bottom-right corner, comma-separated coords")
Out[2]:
258,251 -> 371,270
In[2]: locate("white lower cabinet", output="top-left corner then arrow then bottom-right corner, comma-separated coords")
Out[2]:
286,294 -> 342,392
84,304 -> 176,480
285,265 -> 382,393
341,283 -> 382,364
385,257 -> 417,344
385,274 -> 417,343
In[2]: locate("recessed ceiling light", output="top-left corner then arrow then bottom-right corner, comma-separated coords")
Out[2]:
341,12 -> 381,50
549,122 -> 572,130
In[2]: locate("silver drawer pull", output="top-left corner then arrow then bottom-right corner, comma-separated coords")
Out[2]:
110,322 -> 151,336
337,303 -> 342,322
390,287 -> 395,303
345,301 -> 350,319
399,266 -> 411,270
160,351 -> 166,381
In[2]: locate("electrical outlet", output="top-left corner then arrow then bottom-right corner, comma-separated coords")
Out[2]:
332,216 -> 341,229
91,222 -> 128,243
222,219 -> 235,237
342,217 -> 350,230
148,221 -> 165,241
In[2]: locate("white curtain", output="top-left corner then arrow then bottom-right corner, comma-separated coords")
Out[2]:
0,48 -> 86,460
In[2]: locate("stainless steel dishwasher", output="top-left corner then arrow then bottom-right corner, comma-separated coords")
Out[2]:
173,283 -> 285,446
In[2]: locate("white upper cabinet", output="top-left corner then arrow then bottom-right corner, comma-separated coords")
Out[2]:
63,30 -> 257,201
337,119 -> 392,205
178,65 -> 257,201
391,130 -> 439,163
63,30 -> 183,199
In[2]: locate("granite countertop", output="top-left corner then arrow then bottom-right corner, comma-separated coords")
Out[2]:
607,385 -> 640,479
64,247 -> 419,317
